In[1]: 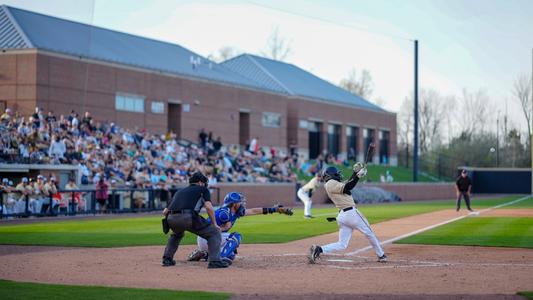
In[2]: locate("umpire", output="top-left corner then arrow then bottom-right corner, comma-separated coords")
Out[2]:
161,172 -> 229,269
455,169 -> 473,212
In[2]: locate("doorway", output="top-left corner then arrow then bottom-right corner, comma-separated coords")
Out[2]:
308,121 -> 322,159
167,103 -> 181,138
239,111 -> 250,147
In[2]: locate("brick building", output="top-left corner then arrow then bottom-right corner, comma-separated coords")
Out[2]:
0,5 -> 397,164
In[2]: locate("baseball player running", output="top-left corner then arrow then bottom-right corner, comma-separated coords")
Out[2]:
308,163 -> 387,263
297,173 -> 321,218
187,192 -> 293,263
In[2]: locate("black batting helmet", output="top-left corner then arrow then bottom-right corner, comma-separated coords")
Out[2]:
189,172 -> 208,184
322,166 -> 342,182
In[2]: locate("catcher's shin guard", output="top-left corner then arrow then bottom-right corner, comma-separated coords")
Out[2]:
220,232 -> 241,260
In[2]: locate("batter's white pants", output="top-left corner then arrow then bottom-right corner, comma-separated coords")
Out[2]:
297,188 -> 312,216
198,232 -> 230,251
322,207 -> 385,257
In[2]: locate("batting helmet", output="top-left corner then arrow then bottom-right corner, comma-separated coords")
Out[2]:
223,192 -> 244,207
322,166 -> 342,182
189,172 -> 208,184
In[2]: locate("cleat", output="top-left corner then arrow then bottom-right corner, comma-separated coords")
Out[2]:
221,257 -> 233,266
308,245 -> 322,264
208,260 -> 230,269
161,257 -> 176,267
304,215 -> 315,219
377,254 -> 388,263
187,249 -> 208,261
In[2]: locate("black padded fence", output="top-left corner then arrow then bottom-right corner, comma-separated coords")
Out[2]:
465,168 -> 531,194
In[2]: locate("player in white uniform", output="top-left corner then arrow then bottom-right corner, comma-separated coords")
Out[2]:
297,173 -> 321,218
308,163 -> 387,263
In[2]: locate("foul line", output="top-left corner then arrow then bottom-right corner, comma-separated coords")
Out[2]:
345,195 -> 532,256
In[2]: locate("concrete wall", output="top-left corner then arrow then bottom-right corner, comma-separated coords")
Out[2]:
213,183 -> 298,207
212,182 -> 456,209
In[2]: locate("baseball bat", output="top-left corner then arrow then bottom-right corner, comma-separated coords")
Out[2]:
364,142 -> 375,165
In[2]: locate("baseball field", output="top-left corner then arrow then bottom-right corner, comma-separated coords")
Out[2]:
0,195 -> 532,299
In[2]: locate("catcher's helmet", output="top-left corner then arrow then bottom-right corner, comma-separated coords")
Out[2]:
322,166 -> 342,182
223,192 -> 244,206
189,172 -> 208,184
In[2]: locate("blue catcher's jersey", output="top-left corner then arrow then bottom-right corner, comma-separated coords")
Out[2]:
208,206 -> 243,232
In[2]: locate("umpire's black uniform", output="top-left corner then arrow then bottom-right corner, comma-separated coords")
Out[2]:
162,172 -> 228,268
456,170 -> 473,211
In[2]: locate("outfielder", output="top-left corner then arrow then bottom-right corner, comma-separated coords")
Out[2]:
309,163 -> 387,263
297,173 -> 321,218
187,192 -> 293,263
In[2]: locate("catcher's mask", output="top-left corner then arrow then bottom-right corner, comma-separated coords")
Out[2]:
189,172 -> 208,185
322,166 -> 342,182
223,192 -> 245,207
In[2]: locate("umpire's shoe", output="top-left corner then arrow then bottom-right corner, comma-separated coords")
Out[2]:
208,260 -> 230,269
308,245 -> 322,264
161,257 -> 176,267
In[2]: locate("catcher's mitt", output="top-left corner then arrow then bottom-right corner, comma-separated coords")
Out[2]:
275,205 -> 293,216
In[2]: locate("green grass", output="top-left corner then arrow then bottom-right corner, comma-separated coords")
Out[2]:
295,161 -> 440,182
501,196 -> 533,208
0,279 -> 230,300
396,217 -> 533,249
518,291 -> 533,299
0,196 -> 522,247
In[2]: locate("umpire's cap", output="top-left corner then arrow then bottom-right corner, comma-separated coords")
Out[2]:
322,166 -> 342,182
189,171 -> 208,185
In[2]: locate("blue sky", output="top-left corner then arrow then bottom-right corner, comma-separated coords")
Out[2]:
3,0 -> 532,132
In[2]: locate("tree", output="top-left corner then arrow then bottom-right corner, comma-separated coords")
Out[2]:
456,88 -> 492,137
261,27 -> 292,61
339,68 -> 373,99
208,46 -> 241,63
512,74 -> 532,139
397,96 -> 413,167
399,88 -> 446,154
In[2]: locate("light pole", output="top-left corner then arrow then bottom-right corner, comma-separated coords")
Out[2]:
496,110 -> 500,167
413,40 -> 419,182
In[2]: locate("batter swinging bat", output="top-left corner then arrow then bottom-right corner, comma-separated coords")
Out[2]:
327,143 -> 375,223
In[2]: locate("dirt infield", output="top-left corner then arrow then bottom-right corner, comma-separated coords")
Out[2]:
0,209 -> 532,299
480,208 -> 533,217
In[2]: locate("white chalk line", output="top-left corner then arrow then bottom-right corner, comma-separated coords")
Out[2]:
345,195 -> 532,256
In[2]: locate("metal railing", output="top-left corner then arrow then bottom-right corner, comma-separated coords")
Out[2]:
0,186 -> 221,218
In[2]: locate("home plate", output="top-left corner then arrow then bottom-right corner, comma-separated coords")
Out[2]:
327,259 -> 354,263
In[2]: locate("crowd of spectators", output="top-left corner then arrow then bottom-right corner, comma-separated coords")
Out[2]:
0,107 -> 299,190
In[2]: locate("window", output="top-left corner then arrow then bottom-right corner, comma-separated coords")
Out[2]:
151,101 -> 165,114
262,112 -> 281,128
327,124 -> 340,157
115,94 -> 145,113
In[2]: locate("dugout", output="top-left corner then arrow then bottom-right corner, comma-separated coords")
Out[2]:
459,167 -> 531,194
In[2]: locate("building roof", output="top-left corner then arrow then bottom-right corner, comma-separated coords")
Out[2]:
0,5 -> 385,112
222,54 -> 384,112
0,5 -> 270,92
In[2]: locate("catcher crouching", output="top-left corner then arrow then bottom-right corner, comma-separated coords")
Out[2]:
188,191 -> 293,263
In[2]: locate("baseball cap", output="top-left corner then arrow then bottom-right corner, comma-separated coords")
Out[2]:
50,176 -> 56,181
22,177 -> 28,183
2,178 -> 8,183
461,169 -> 468,174
37,175 -> 44,180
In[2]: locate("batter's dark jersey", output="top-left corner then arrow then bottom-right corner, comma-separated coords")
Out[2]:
167,185 -> 211,212
456,176 -> 472,192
